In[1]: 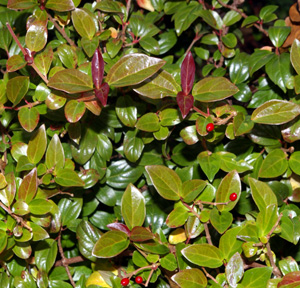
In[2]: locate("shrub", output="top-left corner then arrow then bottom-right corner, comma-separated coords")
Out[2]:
1,0 -> 300,287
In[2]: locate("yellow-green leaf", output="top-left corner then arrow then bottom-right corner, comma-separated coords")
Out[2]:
7,76 -> 29,107
27,124 -> 47,164
72,8 -> 96,40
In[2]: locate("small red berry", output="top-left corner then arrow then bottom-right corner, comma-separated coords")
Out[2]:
135,276 -> 143,284
230,193 -> 237,201
206,123 -> 215,132
121,278 -> 130,286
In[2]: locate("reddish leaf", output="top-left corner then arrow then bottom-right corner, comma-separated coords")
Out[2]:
181,51 -> 195,96
107,223 -> 131,236
92,48 -> 104,89
278,271 -> 300,287
129,226 -> 155,242
95,82 -> 109,107
177,91 -> 194,118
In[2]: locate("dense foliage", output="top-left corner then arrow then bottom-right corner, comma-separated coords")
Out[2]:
2,0 -> 300,287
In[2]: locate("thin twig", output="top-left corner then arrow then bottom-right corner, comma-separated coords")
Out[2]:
55,255 -> 85,267
267,213 -> 283,239
58,231 -> 76,287
201,267 -> 218,284
216,0 -> 268,36
193,106 -> 210,118
47,13 -> 77,47
198,202 -> 213,245
266,242 -> 282,277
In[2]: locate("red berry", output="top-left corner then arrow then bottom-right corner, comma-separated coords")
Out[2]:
135,276 -> 143,284
121,278 -> 130,286
230,193 -> 237,201
206,123 -> 214,132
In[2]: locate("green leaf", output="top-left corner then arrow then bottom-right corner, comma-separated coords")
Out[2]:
166,206 -> 189,228
219,227 -> 243,261
45,134 -> 65,172
223,10 -> 242,26
71,8 -> 96,40
226,252 -> 244,287
27,124 -> 47,164
240,267 -> 273,288
130,226 -> 154,242
249,178 -> 277,211
289,151 -> 300,175
17,168 -> 37,203
210,207 -> 233,234
280,216 -> 300,244
249,50 -> 274,76
233,112 -> 254,136
55,169 -> 85,187
7,76 -> 29,107
35,239 -> 58,273
92,231 -> 129,258
48,69 -> 93,94
197,151 -> 220,182
115,95 -> 137,127
216,170 -> 241,212
64,100 -> 86,123
57,44 -> 77,69
6,55 -> 26,72
81,37 -> 99,58
192,77 -> 239,102
106,53 -> 166,87
269,26 -> 291,48
123,130 -> 144,162
34,46 -> 53,77
229,53 -> 250,84
160,253 -> 177,271
25,23 -> 47,52
265,53 -> 293,93
29,222 -> 49,241
7,0 -> 37,9
182,243 -> 224,268
257,204 -> 278,237
77,220 -> 102,262
94,0 -> 124,13
45,0 -> 75,11
251,100 -> 300,125
181,179 -> 207,203
0,172 -> 15,207
258,149 -> 288,178
133,70 -> 180,99
279,257 -> 299,276
146,165 -> 182,201
29,199 -> 53,215
136,113 -> 160,132
18,107 -> 39,132
133,250 -> 149,267
58,197 -> 82,227
291,39 -> 300,75
121,183 -> 145,230
199,9 -> 223,30
172,268 -> 207,288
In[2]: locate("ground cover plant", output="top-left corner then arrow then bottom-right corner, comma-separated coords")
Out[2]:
1,0 -> 300,287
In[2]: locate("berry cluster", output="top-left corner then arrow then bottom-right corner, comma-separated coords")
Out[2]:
121,276 -> 143,286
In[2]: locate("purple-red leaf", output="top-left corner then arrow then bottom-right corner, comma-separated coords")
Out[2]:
92,48 -> 104,89
107,223 -> 131,236
95,82 -> 109,107
181,51 -> 195,96
177,91 -> 194,118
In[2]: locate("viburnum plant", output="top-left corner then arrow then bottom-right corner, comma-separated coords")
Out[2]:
1,0 -> 300,287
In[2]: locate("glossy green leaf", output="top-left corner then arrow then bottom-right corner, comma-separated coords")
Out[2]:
45,0 -> 75,11
192,77 -> 239,102
25,23 -> 47,52
35,239 -> 57,273
71,8 -> 96,40
29,199 -> 53,215
55,168 -> 85,187
199,9 -> 223,30
64,100 -> 86,123
115,95 -> 137,127
172,268 -> 207,288
181,179 -> 207,203
225,252 -> 244,287
133,70 -> 180,99
34,46 -> 53,77
197,151 -> 220,182
81,37 -> 99,58
106,53 -> 166,87
166,206 -> 189,228
251,100 -> 300,125
136,112 -> 160,132
57,44 -> 77,69
77,220 -> 102,262
92,231 -> 129,258
216,170 -> 241,212
121,183 -> 145,230
58,197 -> 82,227
259,149 -> 288,178
240,267 -> 273,288
249,178 -> 277,211
291,39 -> 300,75
269,26 -> 291,48
18,107 -> 39,132
182,243 -> 223,268
219,227 -> 243,261
123,129 -> 144,162
6,55 -> 26,72
257,204 -> 278,237
210,207 -> 233,234
160,253 -> 177,271
7,0 -> 37,9
48,69 -> 93,94
45,134 -> 65,171
17,168 -> 37,203
249,50 -> 274,76
279,257 -> 299,276
7,76 -> 29,107
27,124 -> 47,164
130,226 -> 154,242
146,165 -> 181,200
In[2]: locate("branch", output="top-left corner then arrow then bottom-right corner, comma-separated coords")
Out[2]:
47,13 -> 77,47
55,255 -> 85,267
216,0 -> 268,36
266,242 -> 282,278
58,231 -> 76,287
267,213 -> 283,240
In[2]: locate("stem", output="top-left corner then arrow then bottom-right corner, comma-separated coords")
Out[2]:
186,34 -> 203,55
193,106 -> 210,118
267,213 -> 283,239
201,267 -> 218,284
198,202 -> 213,245
196,200 -> 231,207
55,255 -> 85,267
266,242 -> 282,278
216,0 -> 268,36
58,231 -> 76,287
0,202 -> 32,232
47,13 -> 77,47
121,0 -> 131,43
31,62 -> 49,84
